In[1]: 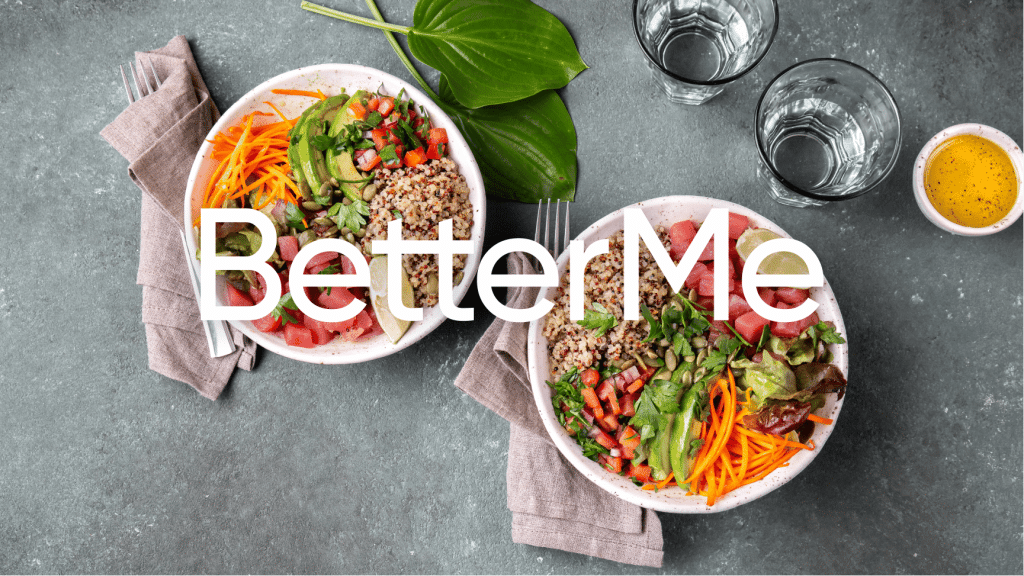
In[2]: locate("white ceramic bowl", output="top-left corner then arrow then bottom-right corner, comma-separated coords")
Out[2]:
527,195 -> 848,513
183,64 -> 486,364
912,123 -> 1024,236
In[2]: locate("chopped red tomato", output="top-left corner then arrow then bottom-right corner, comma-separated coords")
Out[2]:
284,322 -> 316,348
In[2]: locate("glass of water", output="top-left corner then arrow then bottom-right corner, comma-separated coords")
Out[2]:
755,59 -> 902,207
632,0 -> 778,105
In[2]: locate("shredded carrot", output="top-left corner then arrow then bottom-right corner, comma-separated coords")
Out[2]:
196,107 -> 301,227
270,88 -> 327,99
807,413 -> 834,425
680,368 -> 819,506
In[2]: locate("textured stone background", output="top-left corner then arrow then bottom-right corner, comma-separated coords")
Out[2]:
0,0 -> 1021,573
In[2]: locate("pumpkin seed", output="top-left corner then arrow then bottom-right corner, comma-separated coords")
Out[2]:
696,349 -> 707,365
318,182 -> 332,198
342,197 -> 352,206
632,353 -> 648,370
683,355 -> 695,363
693,367 -> 707,381
620,359 -> 636,370
424,274 -> 439,294
330,177 -> 340,187
312,216 -> 332,227
354,227 -> 366,238
454,271 -> 464,286
658,338 -> 671,348
302,201 -> 321,211
691,335 -> 707,349
299,181 -> 312,200
362,183 -> 377,202
665,349 -> 678,371
645,349 -> 658,359
688,288 -> 698,301
345,232 -> 355,243
680,371 -> 693,387
653,367 -> 672,381
340,226 -> 351,236
323,226 -> 339,237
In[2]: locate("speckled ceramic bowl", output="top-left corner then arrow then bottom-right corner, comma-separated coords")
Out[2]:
912,123 -> 1024,236
527,196 -> 848,513
183,64 -> 486,364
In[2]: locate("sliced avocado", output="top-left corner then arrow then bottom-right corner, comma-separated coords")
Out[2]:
669,383 -> 704,491
286,103 -> 321,184
294,95 -> 348,198
648,413 -> 676,482
325,90 -> 371,203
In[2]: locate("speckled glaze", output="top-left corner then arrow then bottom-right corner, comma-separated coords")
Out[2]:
527,196 -> 848,514
183,64 -> 486,364
912,123 -> 1024,236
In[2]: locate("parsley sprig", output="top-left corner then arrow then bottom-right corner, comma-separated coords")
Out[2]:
577,303 -> 617,337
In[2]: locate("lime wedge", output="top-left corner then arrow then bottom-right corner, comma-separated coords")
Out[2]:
735,228 -> 809,275
369,255 -> 414,344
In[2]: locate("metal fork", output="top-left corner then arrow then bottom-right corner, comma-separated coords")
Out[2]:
120,58 -> 162,103
534,199 -> 571,264
120,58 -> 236,358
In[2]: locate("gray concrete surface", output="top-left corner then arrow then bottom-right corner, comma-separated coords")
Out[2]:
1,0 -> 1021,573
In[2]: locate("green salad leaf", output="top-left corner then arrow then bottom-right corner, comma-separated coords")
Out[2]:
731,354 -> 797,410
328,198 -> 370,232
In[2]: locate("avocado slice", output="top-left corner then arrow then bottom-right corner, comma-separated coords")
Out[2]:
286,102 -> 323,185
293,95 -> 348,199
669,383 -> 704,491
648,413 -> 676,482
325,90 -> 371,203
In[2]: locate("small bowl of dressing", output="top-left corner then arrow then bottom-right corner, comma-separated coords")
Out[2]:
913,123 -> 1024,236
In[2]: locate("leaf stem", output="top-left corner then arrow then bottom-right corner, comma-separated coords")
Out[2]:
364,0 -> 440,102
301,1 -> 411,35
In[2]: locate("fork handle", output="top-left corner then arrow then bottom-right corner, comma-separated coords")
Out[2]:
179,231 -> 237,358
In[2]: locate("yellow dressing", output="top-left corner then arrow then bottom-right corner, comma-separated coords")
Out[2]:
924,134 -> 1018,227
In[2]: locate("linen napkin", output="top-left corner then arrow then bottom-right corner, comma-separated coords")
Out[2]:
101,36 -> 256,400
454,253 -> 664,567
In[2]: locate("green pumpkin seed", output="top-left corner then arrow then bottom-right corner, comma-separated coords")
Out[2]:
620,359 -> 636,370
665,349 -> 678,371
691,335 -> 707,349
302,201 -> 321,211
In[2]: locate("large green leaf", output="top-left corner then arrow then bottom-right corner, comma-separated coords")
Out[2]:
409,0 -> 587,108
436,75 -> 576,202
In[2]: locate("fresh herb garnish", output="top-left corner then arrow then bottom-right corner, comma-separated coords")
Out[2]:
284,203 -> 307,231
577,303 -> 617,337
271,293 -> 300,325
318,264 -> 341,295
328,198 -> 370,232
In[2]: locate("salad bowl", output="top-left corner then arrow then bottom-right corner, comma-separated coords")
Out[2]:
527,195 -> 848,513
183,64 -> 486,364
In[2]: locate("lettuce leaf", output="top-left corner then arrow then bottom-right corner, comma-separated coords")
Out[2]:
731,354 -> 797,410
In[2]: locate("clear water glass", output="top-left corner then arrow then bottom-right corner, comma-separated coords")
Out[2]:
755,59 -> 902,207
632,0 -> 778,105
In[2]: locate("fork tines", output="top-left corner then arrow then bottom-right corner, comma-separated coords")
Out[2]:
119,57 -> 162,105
534,199 -> 571,260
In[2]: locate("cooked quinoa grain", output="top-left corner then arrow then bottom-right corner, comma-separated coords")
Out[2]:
543,229 -> 672,377
361,157 -> 473,307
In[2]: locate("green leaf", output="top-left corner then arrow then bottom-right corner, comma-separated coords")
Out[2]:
577,303 -> 617,337
284,203 -> 306,231
639,302 -> 663,343
271,293 -> 300,326
436,76 -> 577,202
407,0 -> 587,108
328,199 -> 370,232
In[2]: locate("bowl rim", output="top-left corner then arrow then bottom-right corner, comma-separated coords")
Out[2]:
911,123 -> 1024,236
182,63 -> 487,364
526,195 -> 848,514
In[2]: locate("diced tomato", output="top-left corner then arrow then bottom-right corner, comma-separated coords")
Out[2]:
728,294 -> 753,320
669,220 -> 698,261
303,315 -> 336,345
404,146 -> 427,167
425,141 -> 447,160
226,284 -> 253,307
427,127 -> 448,145
599,412 -> 620,432
360,307 -> 385,339
377,97 -> 395,117
371,128 -> 388,150
685,262 -> 708,290
251,312 -> 282,333
618,426 -> 641,451
596,379 -> 616,400
356,149 -> 381,171
366,96 -> 379,112
382,145 -> 404,169
775,287 -> 810,305
598,454 -> 623,474
248,272 -> 277,305
728,212 -> 750,239
348,100 -> 366,120
697,237 -> 715,261
620,392 -> 638,418
592,428 -> 617,450
581,368 -> 600,387
627,463 -> 652,483
405,108 -> 417,120
284,322 -> 316,348
735,311 -> 770,343
278,235 -> 299,262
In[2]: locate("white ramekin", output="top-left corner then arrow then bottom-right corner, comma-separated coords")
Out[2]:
912,123 -> 1024,236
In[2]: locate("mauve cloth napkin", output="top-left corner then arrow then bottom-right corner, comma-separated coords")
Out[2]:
454,253 -> 664,567
101,36 -> 256,400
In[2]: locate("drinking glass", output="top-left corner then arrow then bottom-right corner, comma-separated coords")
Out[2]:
632,0 -> 778,105
755,58 -> 902,207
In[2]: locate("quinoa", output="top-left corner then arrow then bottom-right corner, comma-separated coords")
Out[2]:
360,157 -> 473,307
542,228 -> 673,377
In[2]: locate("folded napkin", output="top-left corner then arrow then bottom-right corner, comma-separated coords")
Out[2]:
101,36 -> 256,400
455,253 -> 663,567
